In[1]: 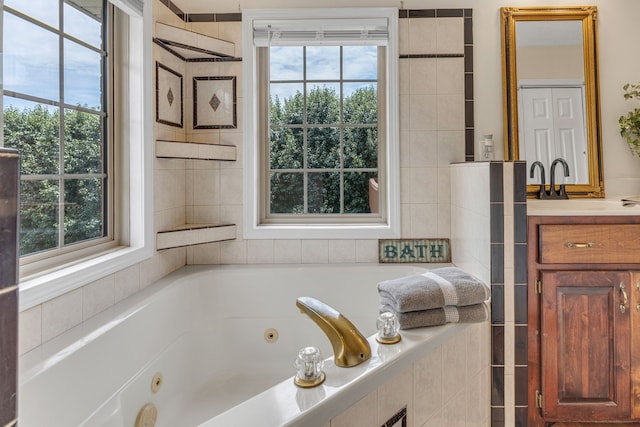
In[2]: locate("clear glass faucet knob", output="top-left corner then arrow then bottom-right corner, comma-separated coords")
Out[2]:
376,311 -> 401,344
294,346 -> 325,388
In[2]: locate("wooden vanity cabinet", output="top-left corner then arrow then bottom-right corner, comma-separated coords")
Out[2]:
528,216 -> 640,426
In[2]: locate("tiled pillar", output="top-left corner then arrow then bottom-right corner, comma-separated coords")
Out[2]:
0,148 -> 20,427
490,160 -> 527,427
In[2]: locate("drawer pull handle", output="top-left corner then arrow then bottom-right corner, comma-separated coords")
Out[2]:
620,283 -> 628,314
564,242 -> 596,249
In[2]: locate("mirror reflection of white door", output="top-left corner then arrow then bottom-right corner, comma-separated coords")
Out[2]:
519,83 -> 588,185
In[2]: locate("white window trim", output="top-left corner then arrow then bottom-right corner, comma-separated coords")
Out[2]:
18,2 -> 153,311
242,8 -> 400,240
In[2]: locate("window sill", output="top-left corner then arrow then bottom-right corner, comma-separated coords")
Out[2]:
18,244 -> 153,311
244,223 -> 400,240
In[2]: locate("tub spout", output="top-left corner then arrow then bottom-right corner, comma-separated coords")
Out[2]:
296,296 -> 371,368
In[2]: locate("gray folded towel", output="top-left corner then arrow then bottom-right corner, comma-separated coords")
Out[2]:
377,267 -> 490,313
380,303 -> 489,330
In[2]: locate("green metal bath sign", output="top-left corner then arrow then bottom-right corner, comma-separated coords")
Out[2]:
378,238 -> 451,263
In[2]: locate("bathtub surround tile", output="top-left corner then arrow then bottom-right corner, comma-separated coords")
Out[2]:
19,305 -> 42,355
0,290 -> 17,427
247,239 -> 274,264
114,264 -> 141,304
377,366 -> 412,427
409,130 -> 437,167
355,240 -> 378,263
301,240 -> 329,264
139,247 -> 186,289
413,345 -> 443,426
274,240 -> 302,264
42,288 -> 83,343
442,328 -> 468,402
328,240 -> 356,263
187,241 -> 221,264
219,240 -> 247,264
330,389 -> 378,427
436,18 -> 464,54
83,275 -> 116,321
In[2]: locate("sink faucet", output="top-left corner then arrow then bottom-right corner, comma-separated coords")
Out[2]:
549,157 -> 570,199
529,161 -> 548,199
296,296 -> 371,368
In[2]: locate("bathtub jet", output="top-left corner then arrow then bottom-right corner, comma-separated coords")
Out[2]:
296,296 -> 372,368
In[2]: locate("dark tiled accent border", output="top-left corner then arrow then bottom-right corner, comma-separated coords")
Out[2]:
491,284 -> 504,324
157,0 -> 241,22
514,325 -> 528,366
489,162 -> 505,423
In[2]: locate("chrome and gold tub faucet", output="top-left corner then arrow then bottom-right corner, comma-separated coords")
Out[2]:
296,296 -> 371,368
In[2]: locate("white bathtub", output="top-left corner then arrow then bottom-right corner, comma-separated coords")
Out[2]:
18,263 -> 473,427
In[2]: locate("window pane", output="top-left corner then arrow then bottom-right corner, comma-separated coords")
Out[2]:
343,84 -> 377,124
20,179 -> 60,256
4,0 -> 59,28
270,127 -> 303,169
3,98 -> 60,175
306,84 -> 339,125
270,172 -> 303,214
64,0 -> 103,48
64,109 -> 103,173
270,83 -> 303,125
64,39 -> 103,110
344,172 -> 376,214
270,46 -> 303,80
344,127 -> 378,169
308,172 -> 340,214
306,46 -> 340,81
64,178 -> 104,245
343,46 -> 378,80
3,13 -> 60,101
308,127 -> 339,168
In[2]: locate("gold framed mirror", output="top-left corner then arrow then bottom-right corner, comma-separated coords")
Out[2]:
501,6 -> 604,198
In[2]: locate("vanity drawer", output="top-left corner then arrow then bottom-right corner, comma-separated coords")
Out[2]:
539,224 -> 640,264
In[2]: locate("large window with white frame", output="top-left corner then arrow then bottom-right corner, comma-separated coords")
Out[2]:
3,0 -> 110,262
243,8 -> 400,239
2,0 -> 152,308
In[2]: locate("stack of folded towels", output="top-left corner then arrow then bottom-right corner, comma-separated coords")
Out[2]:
377,267 -> 490,330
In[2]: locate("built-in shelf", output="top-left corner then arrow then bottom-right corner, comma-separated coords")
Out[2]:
154,22 -> 238,61
155,140 -> 236,161
156,223 -> 236,250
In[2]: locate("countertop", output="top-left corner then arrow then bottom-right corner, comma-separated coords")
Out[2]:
527,198 -> 640,216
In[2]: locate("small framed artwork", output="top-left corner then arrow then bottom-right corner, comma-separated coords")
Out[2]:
156,62 -> 183,127
193,76 -> 237,129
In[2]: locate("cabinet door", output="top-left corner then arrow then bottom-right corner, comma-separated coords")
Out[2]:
540,270 -> 631,421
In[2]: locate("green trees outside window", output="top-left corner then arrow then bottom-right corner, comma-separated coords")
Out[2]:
3,105 -> 104,256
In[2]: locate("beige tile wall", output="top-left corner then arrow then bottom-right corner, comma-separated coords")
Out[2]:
331,322 -> 490,427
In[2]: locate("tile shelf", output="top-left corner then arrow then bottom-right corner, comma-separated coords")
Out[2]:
155,140 -> 237,249
155,140 -> 236,161
153,22 -> 240,61
154,22 -> 239,61
156,223 -> 237,250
